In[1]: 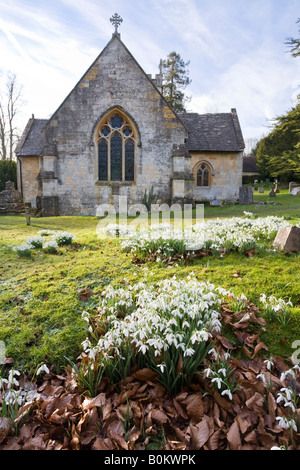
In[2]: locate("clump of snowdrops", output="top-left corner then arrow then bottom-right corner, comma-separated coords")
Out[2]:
10,230 -> 76,257
257,359 -> 300,448
259,294 -> 293,327
104,216 -> 293,262
77,275 -> 243,395
0,364 -> 49,435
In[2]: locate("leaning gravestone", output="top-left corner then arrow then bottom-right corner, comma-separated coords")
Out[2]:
239,186 -> 253,205
273,226 -> 300,253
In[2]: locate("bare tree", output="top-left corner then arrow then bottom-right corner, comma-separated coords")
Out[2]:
0,73 -> 23,160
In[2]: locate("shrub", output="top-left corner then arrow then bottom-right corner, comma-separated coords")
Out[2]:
0,160 -> 17,192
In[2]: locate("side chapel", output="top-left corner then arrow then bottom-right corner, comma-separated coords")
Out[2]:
16,14 -> 245,216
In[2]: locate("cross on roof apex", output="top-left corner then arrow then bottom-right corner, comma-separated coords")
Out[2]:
110,13 -> 123,37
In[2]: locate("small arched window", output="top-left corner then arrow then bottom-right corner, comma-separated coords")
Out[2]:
196,162 -> 212,187
97,111 -> 136,182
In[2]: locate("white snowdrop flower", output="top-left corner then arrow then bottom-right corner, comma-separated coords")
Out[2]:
8,369 -> 20,387
276,416 -> 297,432
184,348 -> 195,357
280,369 -> 296,382
218,368 -> 227,377
221,389 -> 233,400
157,363 -> 166,373
36,364 -> 50,375
204,367 -> 213,378
284,401 -> 296,413
257,373 -> 267,385
264,359 -> 274,371
0,377 -> 9,389
138,344 -> 148,354
211,377 -> 223,389
208,348 -> 218,360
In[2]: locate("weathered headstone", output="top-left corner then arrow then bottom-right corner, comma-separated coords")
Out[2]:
258,187 -> 265,193
239,186 -> 253,205
291,187 -> 300,196
269,185 -> 276,197
289,182 -> 299,193
273,226 -> 300,253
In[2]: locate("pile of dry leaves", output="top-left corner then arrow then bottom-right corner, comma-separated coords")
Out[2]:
0,301 -> 299,451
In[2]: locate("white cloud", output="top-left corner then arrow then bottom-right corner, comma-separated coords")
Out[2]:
0,0 -> 299,143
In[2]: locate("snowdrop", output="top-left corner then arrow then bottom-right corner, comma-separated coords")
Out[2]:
221,389 -> 233,400
36,364 -> 50,375
276,416 -> 297,432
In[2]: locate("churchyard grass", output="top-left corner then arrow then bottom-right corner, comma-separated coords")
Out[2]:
0,189 -> 299,376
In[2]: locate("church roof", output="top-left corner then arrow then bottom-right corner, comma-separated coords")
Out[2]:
179,109 -> 245,153
243,155 -> 259,173
16,118 -> 47,156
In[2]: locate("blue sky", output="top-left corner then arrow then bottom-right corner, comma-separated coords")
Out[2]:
0,0 -> 299,151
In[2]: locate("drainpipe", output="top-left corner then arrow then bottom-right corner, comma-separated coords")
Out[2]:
17,156 -> 23,198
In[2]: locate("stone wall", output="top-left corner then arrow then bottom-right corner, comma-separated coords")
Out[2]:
190,151 -> 243,203
0,181 -> 24,214
18,156 -> 40,208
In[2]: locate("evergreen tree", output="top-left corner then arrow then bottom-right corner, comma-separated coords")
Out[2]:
0,159 -> 17,191
161,52 -> 191,113
285,18 -> 300,57
256,98 -> 300,181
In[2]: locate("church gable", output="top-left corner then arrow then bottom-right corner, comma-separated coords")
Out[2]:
35,32 -> 187,215
44,34 -> 186,144
16,14 -> 245,216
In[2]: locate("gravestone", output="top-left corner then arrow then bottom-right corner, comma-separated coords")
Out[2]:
239,186 -> 253,205
273,226 -> 300,253
289,182 -> 299,193
269,185 -> 276,197
291,187 -> 300,196
258,187 -> 265,193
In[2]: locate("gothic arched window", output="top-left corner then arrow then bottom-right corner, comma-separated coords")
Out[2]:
196,162 -> 212,187
97,111 -> 136,182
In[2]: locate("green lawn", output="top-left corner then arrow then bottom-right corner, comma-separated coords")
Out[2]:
0,188 -> 299,375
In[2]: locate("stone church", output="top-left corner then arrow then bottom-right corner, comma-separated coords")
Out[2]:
16,15 -> 245,217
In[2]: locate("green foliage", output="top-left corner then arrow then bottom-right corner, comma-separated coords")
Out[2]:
142,186 -> 157,212
161,52 -> 191,113
0,159 -> 17,192
256,99 -> 300,181
285,18 -> 300,58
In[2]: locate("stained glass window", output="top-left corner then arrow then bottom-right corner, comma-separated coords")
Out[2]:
196,163 -> 211,187
98,140 -> 108,181
111,133 -> 122,181
125,139 -> 135,181
110,114 -> 124,129
98,112 -> 136,182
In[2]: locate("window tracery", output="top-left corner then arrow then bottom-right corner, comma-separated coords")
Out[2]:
195,162 -> 212,187
97,112 -> 136,182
